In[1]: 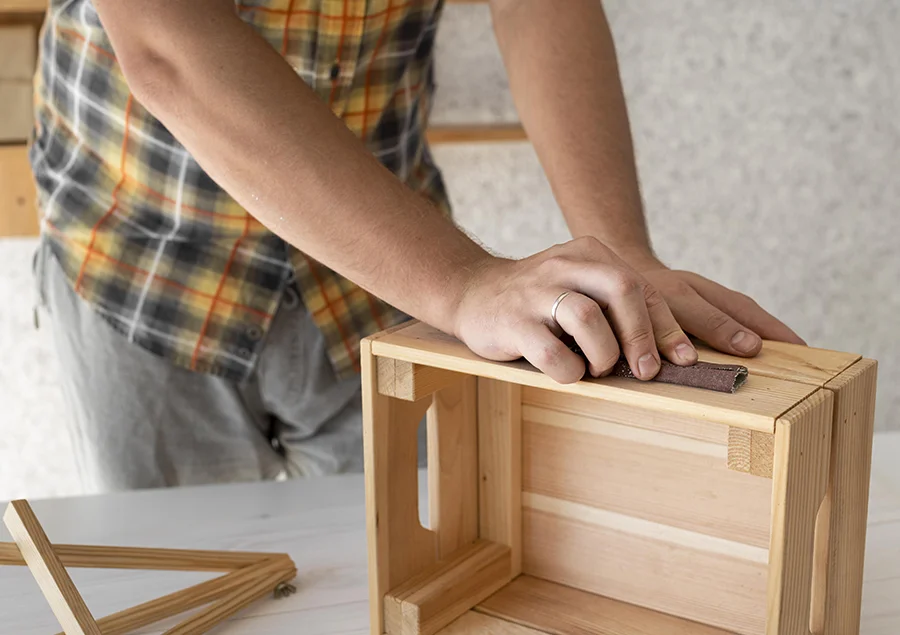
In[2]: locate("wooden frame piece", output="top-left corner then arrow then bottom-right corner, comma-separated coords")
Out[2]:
2,499 -> 297,635
385,540 -> 511,635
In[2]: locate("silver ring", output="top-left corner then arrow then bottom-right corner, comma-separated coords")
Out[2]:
550,291 -> 570,326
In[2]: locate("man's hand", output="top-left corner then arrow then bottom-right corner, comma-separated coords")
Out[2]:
454,237 -> 699,385
626,254 -> 806,356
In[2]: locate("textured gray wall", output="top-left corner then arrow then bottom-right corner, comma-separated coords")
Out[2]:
431,1 -> 900,431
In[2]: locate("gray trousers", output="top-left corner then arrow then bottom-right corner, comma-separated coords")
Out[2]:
35,241 -> 381,492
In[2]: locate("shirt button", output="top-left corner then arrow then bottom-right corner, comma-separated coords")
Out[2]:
246,325 -> 263,341
330,62 -> 341,80
282,286 -> 300,310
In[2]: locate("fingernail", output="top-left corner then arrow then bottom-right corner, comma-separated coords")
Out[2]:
731,331 -> 760,353
675,343 -> 698,364
638,353 -> 659,379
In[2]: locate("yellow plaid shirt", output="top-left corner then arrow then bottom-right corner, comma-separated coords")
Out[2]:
30,0 -> 450,380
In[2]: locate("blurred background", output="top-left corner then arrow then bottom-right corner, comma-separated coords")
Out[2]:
1,0 -> 898,501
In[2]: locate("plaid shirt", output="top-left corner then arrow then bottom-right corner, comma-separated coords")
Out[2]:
30,0 -> 450,381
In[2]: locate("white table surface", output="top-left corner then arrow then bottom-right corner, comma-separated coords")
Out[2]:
2,432 -> 899,635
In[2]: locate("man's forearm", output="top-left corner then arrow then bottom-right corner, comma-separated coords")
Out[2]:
93,0 -> 489,335
491,0 -> 656,266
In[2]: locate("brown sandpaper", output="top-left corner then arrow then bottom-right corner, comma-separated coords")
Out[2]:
608,357 -> 749,393
563,337 -> 748,393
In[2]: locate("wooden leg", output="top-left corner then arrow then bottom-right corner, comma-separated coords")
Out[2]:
3,500 -> 102,635
820,359 -> 878,635
363,341 -> 439,635
478,378 -> 523,577
766,390 -> 833,635
428,377 -> 479,559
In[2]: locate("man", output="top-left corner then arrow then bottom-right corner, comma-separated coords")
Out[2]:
30,0 -> 803,492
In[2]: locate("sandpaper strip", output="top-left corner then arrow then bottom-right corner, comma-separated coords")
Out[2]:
564,337 -> 748,393
609,358 -> 749,393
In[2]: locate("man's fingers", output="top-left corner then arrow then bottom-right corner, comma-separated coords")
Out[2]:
641,284 -> 698,366
518,324 -> 586,384
684,274 -> 806,345
666,285 -> 763,357
552,292 -> 620,377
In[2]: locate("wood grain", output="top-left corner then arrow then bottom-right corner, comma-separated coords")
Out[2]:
478,378 -> 523,577
728,428 -> 775,478
821,359 -> 878,635
428,377 -> 479,558
0,542 -> 279,570
162,564 -> 297,635
371,321 -> 815,433
523,387 -> 729,444
3,500 -> 102,635
363,339 -> 439,635
379,357 -> 464,401
766,389 -> 833,635
522,499 -> 768,635
438,611 -> 546,635
0,145 -> 39,237
477,575 -> 739,635
0,0 -> 46,13
694,341 -> 859,387
523,416 -> 773,548
385,540 -> 511,635
67,556 -> 294,635
425,125 -> 527,144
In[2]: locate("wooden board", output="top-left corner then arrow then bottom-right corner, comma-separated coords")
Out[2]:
428,377 -> 479,559
821,359 -> 878,635
0,0 -> 46,13
523,387 -> 729,444
363,338 -> 439,635
478,378 -> 522,577
438,611 -> 546,635
0,145 -> 38,237
371,321 -> 816,433
425,125 -> 527,145
0,25 -> 35,142
385,540 -> 511,635
522,411 -> 773,547
766,389 -> 832,635
694,341 -> 860,387
521,498 -> 768,635
3,500 -> 102,635
380,358 -> 464,402
727,428 -> 775,478
477,575 -> 739,635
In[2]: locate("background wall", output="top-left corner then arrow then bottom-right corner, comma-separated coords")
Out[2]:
1,0 -> 897,501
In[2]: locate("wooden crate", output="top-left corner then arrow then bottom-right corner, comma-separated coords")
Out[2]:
362,321 -> 878,635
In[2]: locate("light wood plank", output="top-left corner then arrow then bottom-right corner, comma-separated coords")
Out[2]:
522,500 -> 768,635
428,377 -> 479,558
379,357 -> 464,401
0,24 -> 36,79
523,417 -> 773,548
438,611 -> 546,635
0,145 -> 39,237
695,341 -> 860,387
426,125 -> 527,145
385,540 -> 512,635
0,542 -> 278,570
162,564 -> 297,635
821,359 -> 878,635
0,0 -> 46,13
478,378 -> 522,577
477,575 -> 739,635
728,428 -> 775,478
523,387 -> 729,444
371,321 -> 815,433
3,500 -> 102,635
766,390 -> 833,635
363,339 -> 438,635
74,557 -> 294,635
